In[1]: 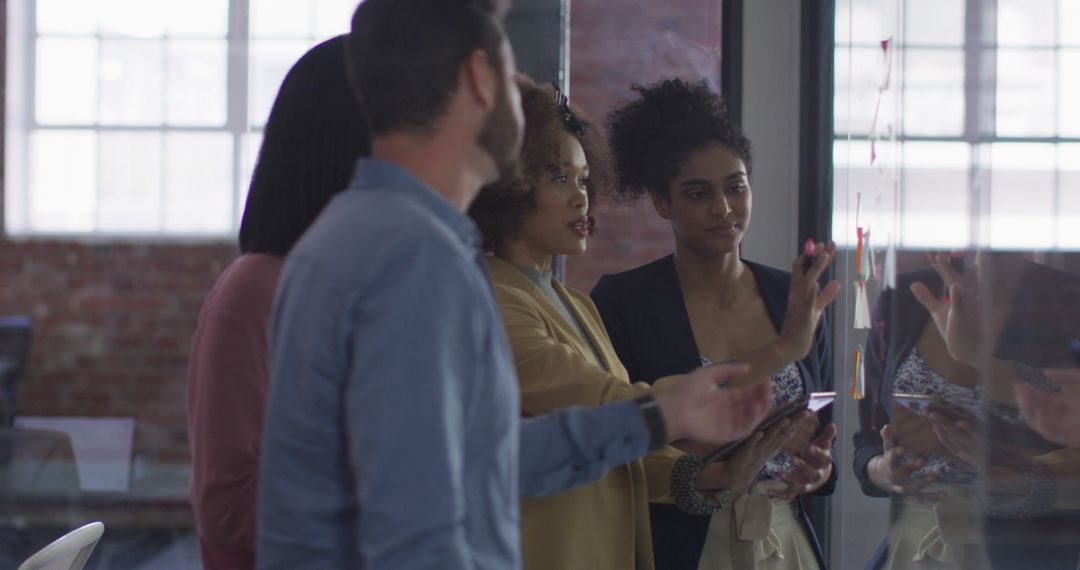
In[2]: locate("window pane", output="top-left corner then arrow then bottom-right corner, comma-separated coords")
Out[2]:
313,0 -> 357,38
99,39 -> 164,125
99,132 -> 163,232
901,142 -> 971,249
164,133 -> 234,233
836,0 -> 899,46
998,0 -> 1056,47
996,48 -> 1055,137
905,0 -> 964,47
98,0 -> 167,38
249,40 -> 314,128
1058,144 -> 1080,248
29,131 -> 97,232
37,0 -> 99,34
834,46 -> 889,136
164,0 -> 229,37
988,143 -> 1055,249
166,40 -> 227,126
832,140 -> 902,247
36,39 -> 98,125
903,48 -> 964,136
1061,50 -> 1080,137
1063,0 -> 1080,46
251,0 -> 313,37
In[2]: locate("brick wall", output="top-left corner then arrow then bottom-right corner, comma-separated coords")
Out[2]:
565,0 -> 725,291
0,242 -> 236,464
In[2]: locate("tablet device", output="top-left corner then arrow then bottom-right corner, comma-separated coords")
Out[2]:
894,392 -> 979,423
893,392 -> 933,415
808,391 -> 836,413
703,391 -> 833,463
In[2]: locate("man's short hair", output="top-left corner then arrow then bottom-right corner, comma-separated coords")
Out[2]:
347,0 -> 506,136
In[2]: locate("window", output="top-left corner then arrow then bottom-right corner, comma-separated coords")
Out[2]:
833,0 -> 1080,250
4,0 -> 358,237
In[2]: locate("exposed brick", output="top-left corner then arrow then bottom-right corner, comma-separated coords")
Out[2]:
566,0 -> 724,292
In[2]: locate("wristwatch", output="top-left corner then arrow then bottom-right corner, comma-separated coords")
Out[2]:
634,395 -> 668,451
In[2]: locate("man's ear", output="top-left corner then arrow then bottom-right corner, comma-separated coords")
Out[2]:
652,193 -> 672,220
461,49 -> 497,110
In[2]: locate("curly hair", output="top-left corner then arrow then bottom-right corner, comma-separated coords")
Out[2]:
469,76 -> 611,252
606,78 -> 751,201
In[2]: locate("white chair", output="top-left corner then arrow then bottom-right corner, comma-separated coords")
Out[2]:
18,521 -> 105,570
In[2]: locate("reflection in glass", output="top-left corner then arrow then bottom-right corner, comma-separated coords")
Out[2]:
903,48 -> 965,136
29,131 -> 96,232
165,40 -> 228,127
164,133 -> 234,233
35,39 -> 98,125
98,132 -> 163,232
99,39 -> 165,126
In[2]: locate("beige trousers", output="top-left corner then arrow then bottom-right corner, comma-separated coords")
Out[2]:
696,480 -> 820,570
885,492 -> 986,570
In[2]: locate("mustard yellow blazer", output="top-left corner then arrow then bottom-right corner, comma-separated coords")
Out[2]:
488,256 -> 681,570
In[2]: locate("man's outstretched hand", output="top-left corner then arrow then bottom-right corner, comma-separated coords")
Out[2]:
654,364 -> 772,445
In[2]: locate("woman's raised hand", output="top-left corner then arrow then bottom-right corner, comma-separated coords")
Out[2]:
777,241 -> 841,362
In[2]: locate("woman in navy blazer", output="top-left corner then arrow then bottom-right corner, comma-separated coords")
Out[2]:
591,79 -> 838,569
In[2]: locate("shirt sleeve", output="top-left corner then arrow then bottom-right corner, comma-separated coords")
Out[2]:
518,399 -> 651,498
343,247 -> 481,569
187,311 -> 266,562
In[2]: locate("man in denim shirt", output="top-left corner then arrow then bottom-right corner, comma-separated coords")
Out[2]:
257,1 -> 772,568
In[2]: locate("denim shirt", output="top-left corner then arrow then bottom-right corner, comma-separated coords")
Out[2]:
257,159 -> 651,569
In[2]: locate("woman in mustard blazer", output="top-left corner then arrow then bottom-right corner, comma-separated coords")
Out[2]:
469,76 -> 678,570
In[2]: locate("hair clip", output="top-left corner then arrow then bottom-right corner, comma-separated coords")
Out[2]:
550,82 -> 589,136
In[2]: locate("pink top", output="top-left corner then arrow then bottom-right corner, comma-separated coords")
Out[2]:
187,253 -> 283,570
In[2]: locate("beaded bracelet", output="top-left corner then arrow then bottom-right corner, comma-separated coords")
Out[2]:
981,459 -> 1057,519
670,454 -> 720,516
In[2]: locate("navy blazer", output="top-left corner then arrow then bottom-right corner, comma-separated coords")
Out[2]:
591,255 -> 834,570
851,268 -> 942,498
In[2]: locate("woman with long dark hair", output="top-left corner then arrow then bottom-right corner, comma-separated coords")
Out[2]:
186,36 -> 369,570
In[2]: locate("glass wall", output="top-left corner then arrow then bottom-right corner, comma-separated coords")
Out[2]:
834,0 -> 1080,568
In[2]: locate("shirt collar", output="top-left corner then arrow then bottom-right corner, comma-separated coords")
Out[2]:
349,158 -> 482,250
